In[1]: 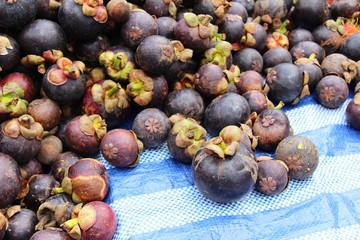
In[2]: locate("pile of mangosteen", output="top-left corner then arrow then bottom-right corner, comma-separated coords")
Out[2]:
1,0 -> 360,238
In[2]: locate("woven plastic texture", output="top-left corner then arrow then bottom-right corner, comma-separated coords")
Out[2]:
97,93 -> 360,240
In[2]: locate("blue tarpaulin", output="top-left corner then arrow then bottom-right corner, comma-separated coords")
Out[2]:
98,93 -> 360,240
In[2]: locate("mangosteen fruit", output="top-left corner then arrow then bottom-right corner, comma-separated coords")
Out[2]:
4,206 -> 38,240
19,158 -> 43,180
346,93 -> 360,130
275,135 -> 319,180
242,90 -> 268,114
262,47 -> 292,70
106,0 -> 131,23
36,135 -> 63,165
0,0 -> 38,29
232,47 -> 263,73
29,227 -> 72,240
315,75 -> 349,109
74,35 -> 111,67
235,70 -> 264,94
51,151 -> 81,183
218,14 -> 245,44
144,0 -> 181,18
288,28 -> 314,48
27,98 -> 62,132
320,53 -> 357,83
291,0 -> 329,29
157,16 -> 178,39
0,34 -> 20,73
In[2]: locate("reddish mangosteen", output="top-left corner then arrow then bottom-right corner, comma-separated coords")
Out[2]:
4,206 -> 38,240
51,151 -> 81,183
144,0 -> 182,18
275,135 -> 319,180
0,34 -> 20,73
233,48 -> 263,73
0,114 -> 43,163
218,14 -> 245,44
27,98 -> 62,132
174,12 -> 217,54
315,75 -> 349,109
101,128 -> 143,167
255,156 -> 289,196
36,135 -> 63,165
60,158 -> 110,203
65,114 -> 107,156
0,72 -> 37,102
23,173 -> 60,211
0,0 -> 38,29
82,79 -> 132,128
157,16 -> 178,39
19,158 -> 44,180
106,0 -> 131,24
235,70 -> 264,94
126,69 -> 168,108
136,35 -> 176,75
58,0 -> 108,40
164,88 -> 205,121
61,201 -> 117,240
74,35 -> 111,67
192,126 -> 258,203
29,227 -> 72,240
119,9 -> 158,50
0,153 -> 22,208
35,194 -> 75,230
99,46 -> 136,83
242,90 -> 268,114
132,108 -> 171,148
252,108 -> 291,151
18,19 -> 67,56
167,114 -> 207,164
204,92 -> 250,135
266,63 -> 309,105
36,0 -> 62,20
346,93 -> 360,130
0,212 -> 7,239
42,57 -> 86,105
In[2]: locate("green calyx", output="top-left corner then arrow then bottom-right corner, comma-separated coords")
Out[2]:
201,41 -> 232,70
2,114 -> 43,140
79,114 -> 107,139
0,82 -> 28,117
74,0 -> 108,23
204,125 -> 244,159
183,13 -> 217,40
91,80 -> 131,112
126,69 -> 154,106
99,51 -> 135,82
21,50 -> 64,74
163,0 -> 182,19
169,114 -> 207,158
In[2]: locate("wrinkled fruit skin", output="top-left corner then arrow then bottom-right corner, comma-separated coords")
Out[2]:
276,135 -> 319,180
192,147 -> 258,203
132,108 -> 171,148
64,158 -> 109,203
101,129 -> 140,167
0,152 -> 22,208
79,201 -> 117,240
29,227 -> 71,240
256,159 -> 289,196
4,208 -> 37,240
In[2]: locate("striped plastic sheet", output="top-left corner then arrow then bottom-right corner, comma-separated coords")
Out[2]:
97,93 -> 360,240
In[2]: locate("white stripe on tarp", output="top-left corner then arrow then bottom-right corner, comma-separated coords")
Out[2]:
110,153 -> 360,239
291,224 -> 360,240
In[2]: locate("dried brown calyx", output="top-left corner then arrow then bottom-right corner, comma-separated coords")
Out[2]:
163,0 -> 183,19
47,57 -> 86,85
172,40 -> 193,63
223,64 -> 240,87
91,79 -> 131,112
201,40 -> 232,70
99,51 -> 135,82
21,49 -> 63,74
2,114 -> 44,140
84,67 -> 106,87
211,0 -> 231,24
0,35 -> 13,56
172,73 -> 196,90
183,12 -> 218,40
78,114 -> 107,140
126,69 -> 154,106
0,82 -> 28,117
169,114 -> 207,158
74,0 -> 108,23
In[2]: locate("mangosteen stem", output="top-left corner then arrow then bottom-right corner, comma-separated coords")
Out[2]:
130,82 -> 143,92
274,101 -> 285,109
53,187 -> 65,194
106,85 -> 119,97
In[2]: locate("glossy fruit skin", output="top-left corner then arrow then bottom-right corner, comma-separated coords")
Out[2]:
263,47 -> 292,69
292,0 -> 329,29
135,35 -> 175,75
192,146 -> 258,203
288,28 -> 314,49
164,88 -> 205,121
0,153 -> 22,208
58,0 -> 107,40
79,201 -> 117,240
0,34 -> 20,73
266,63 -> 303,104
218,14 -> 245,44
29,227 -> 72,240
252,108 -> 291,151
0,0 -> 38,29
51,151 -> 80,183
345,95 -> 360,130
204,92 -> 250,135
132,108 -> 170,148
275,135 -> 319,180
42,64 -> 86,105
315,75 -> 349,109
157,16 -> 177,39
330,0 -> 359,18
233,48 -> 263,73
65,116 -> 101,157
120,10 -> 158,50
24,174 -> 60,210
18,19 -> 67,55
227,2 -> 248,23
340,33 -> 360,62
27,98 -> 62,131
4,208 -> 37,240
101,129 -> 140,167
256,159 -> 289,196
